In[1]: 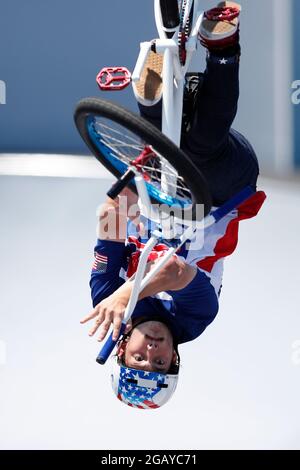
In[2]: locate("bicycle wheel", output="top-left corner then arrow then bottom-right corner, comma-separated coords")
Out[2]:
159,0 -> 180,30
74,97 -> 212,219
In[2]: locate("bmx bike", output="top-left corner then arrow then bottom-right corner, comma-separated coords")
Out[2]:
74,0 -> 254,364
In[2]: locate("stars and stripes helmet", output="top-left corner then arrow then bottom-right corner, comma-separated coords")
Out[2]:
110,355 -> 179,409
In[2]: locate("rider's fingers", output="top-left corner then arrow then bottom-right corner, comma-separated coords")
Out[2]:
137,221 -> 146,237
80,307 -> 99,324
88,312 -> 105,336
124,319 -> 132,334
97,314 -> 113,342
112,316 -> 123,341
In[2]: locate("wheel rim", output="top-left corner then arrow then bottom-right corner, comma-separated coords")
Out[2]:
87,115 -> 193,208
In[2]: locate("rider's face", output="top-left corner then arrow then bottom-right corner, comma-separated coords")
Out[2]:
122,321 -> 176,374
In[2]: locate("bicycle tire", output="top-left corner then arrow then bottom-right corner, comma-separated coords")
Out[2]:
74,97 -> 212,219
159,0 -> 180,29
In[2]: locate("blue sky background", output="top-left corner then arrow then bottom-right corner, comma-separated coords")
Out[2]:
0,0 -> 297,172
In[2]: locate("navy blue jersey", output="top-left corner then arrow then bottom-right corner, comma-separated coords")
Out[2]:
90,239 -> 218,344
90,191 -> 266,344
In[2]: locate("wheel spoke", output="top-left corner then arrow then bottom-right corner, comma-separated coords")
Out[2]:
95,121 -> 143,147
92,116 -> 192,203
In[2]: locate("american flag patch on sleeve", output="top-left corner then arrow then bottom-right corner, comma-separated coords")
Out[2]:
92,252 -> 108,273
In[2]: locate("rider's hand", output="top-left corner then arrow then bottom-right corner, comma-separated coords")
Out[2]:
120,187 -> 139,209
80,286 -> 132,342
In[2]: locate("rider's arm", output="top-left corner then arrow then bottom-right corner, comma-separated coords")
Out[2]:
166,268 -> 219,340
139,255 -> 197,296
97,187 -> 138,242
90,189 -> 141,306
83,255 -> 197,341
101,254 -> 197,305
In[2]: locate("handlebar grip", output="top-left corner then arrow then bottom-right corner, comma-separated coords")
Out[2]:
96,323 -> 126,365
212,186 -> 254,223
107,169 -> 135,199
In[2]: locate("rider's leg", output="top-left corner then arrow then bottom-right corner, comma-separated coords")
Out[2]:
136,1 -> 241,137
134,2 -> 259,205
137,44 -> 241,157
137,100 -> 162,131
184,1 -> 242,159
182,56 -> 259,205
182,2 -> 259,205
132,51 -> 163,130
182,49 -> 240,161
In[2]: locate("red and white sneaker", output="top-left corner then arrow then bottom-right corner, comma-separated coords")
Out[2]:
199,1 -> 241,51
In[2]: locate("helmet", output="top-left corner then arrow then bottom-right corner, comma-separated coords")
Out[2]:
110,355 -> 179,409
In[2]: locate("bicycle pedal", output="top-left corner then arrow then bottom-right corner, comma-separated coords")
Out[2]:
96,67 -> 131,91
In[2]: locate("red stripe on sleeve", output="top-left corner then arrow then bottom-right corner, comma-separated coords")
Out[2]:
197,191 -> 266,273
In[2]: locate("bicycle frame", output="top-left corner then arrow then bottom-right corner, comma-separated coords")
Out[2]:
96,1 -> 256,364
97,166 -> 255,364
132,0 -> 204,147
